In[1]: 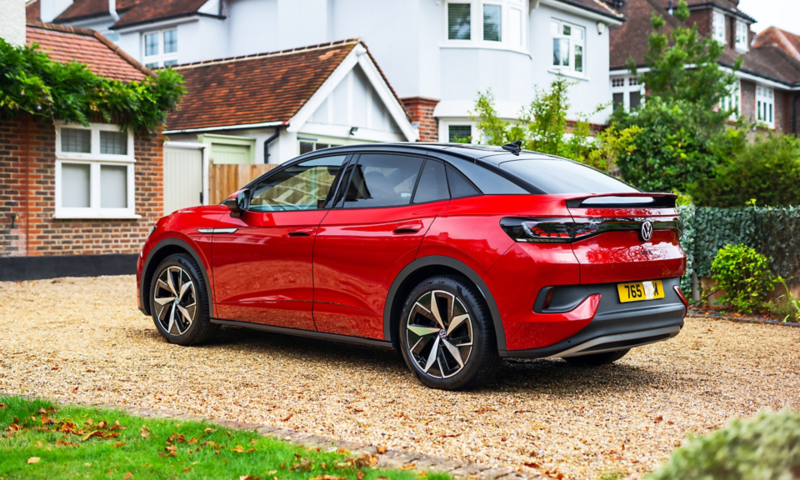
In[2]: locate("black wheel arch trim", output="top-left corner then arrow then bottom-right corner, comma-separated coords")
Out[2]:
384,255 -> 507,351
140,238 -> 214,318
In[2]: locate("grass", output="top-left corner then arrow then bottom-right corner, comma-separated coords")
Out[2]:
0,396 -> 449,480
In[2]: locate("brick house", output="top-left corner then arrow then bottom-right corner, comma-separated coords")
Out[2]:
609,0 -> 800,136
0,22 -> 165,280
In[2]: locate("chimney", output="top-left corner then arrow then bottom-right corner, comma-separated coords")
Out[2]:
0,0 -> 26,46
40,0 -> 74,23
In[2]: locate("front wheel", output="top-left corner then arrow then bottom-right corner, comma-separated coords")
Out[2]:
398,274 -> 500,390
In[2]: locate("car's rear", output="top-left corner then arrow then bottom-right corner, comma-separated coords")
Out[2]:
486,155 -> 687,359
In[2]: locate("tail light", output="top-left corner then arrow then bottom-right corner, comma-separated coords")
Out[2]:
500,217 -> 597,243
673,285 -> 689,311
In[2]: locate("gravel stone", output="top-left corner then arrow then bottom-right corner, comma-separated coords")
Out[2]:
2,275 -> 799,479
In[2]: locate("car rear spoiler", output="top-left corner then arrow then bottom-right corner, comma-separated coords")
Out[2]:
565,193 -> 677,209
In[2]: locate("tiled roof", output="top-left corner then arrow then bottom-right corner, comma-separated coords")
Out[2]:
111,0 -> 212,29
754,27 -> 800,64
167,40 -> 360,132
26,22 -> 151,82
25,0 -> 40,22
721,44 -> 800,86
557,0 -> 624,20
54,0 -> 139,22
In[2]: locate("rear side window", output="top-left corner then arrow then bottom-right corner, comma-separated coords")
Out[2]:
413,160 -> 450,204
500,159 -> 638,194
446,165 -> 481,198
343,154 -> 424,208
448,158 -> 528,194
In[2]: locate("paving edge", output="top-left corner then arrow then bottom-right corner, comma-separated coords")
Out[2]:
687,312 -> 800,328
0,391 -> 543,480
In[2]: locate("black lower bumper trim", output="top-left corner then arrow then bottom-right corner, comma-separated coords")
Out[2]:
210,318 -> 394,348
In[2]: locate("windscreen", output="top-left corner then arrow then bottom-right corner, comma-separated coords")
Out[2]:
500,159 -> 639,194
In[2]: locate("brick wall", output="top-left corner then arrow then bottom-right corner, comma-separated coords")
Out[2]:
688,9 -> 711,38
0,116 -> 163,257
402,97 -> 439,143
740,79 -> 756,123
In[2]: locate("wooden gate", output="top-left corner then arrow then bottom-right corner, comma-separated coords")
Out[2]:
163,144 -> 204,215
209,164 -> 276,204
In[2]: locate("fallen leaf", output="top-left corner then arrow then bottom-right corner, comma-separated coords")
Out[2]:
27,457 -> 40,464
81,430 -> 101,441
0,403 -> 6,408
474,407 -> 497,414
654,415 -> 664,423
51,366 -> 59,370
84,463 -> 91,467
123,473 -> 133,479
282,414 -> 294,422
440,433 -> 461,438
183,467 -> 191,473
401,464 -> 416,470
140,426 -> 151,438
239,476 -> 262,480
310,476 -> 345,480
231,445 -> 245,453
377,445 -> 387,454
514,410 -> 532,414
524,462 -> 541,468
85,419 -> 93,426
189,437 -> 198,444
204,428 -> 216,434
114,442 -> 126,448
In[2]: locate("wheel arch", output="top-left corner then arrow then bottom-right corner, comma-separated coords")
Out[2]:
140,238 -> 214,318
384,255 -> 506,352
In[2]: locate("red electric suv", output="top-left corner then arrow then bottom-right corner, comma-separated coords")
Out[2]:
137,143 -> 687,390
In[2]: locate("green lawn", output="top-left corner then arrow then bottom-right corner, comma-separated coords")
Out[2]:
0,396 -> 448,480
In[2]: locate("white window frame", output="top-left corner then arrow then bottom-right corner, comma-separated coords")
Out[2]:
550,18 -> 587,78
142,28 -> 178,68
735,20 -> 749,52
756,85 -> 775,129
439,120 -> 478,144
712,10 -> 726,44
610,75 -> 644,112
55,122 -> 138,219
720,80 -> 740,119
443,0 -> 528,53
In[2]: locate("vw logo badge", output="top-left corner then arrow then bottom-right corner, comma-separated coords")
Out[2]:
640,220 -> 653,242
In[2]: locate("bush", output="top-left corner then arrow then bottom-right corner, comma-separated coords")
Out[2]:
646,409 -> 800,480
711,244 -> 775,314
690,133 -> 800,208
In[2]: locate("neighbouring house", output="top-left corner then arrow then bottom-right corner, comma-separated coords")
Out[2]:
609,0 -> 800,135
0,22 -> 167,280
27,0 -> 626,143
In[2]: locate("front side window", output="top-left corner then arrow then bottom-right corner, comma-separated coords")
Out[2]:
756,86 -> 775,128
249,156 -> 346,212
143,28 -> 178,68
343,154 -> 424,208
56,124 -> 135,218
712,11 -> 726,43
551,19 -> 585,74
735,21 -> 749,50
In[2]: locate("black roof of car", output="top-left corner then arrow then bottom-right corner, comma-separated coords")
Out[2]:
317,142 -> 558,165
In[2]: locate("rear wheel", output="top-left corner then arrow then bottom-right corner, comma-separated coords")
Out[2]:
563,349 -> 629,366
398,275 -> 500,390
150,253 -> 218,346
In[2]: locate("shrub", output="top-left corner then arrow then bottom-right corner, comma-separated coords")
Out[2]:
711,244 -> 775,314
646,409 -> 800,480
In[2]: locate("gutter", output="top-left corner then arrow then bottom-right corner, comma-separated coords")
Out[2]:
263,127 -> 282,164
163,121 -> 288,135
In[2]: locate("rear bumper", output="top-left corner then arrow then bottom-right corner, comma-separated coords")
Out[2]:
500,277 -> 686,358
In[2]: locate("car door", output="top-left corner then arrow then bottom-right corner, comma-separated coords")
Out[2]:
313,153 -> 451,339
212,154 -> 348,331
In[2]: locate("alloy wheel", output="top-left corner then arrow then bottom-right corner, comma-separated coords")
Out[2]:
406,290 -> 473,378
153,266 -> 197,336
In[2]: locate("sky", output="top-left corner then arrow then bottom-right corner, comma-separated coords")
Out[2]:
737,0 -> 800,34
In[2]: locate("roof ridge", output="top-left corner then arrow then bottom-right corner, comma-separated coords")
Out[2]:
26,21 -> 154,79
171,38 -> 362,70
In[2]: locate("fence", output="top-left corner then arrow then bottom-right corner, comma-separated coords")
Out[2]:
209,163 -> 276,205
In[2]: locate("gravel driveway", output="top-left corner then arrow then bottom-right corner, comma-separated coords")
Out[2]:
2,275 -> 800,480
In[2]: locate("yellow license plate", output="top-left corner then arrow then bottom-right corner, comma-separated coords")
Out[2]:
617,280 -> 665,303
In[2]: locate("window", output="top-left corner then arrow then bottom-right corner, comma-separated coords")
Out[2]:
298,138 -> 344,155
448,3 -> 472,40
756,86 -> 775,128
445,0 -> 525,49
448,125 -> 473,143
721,80 -> 740,118
448,157 -> 526,194
343,154 -> 424,208
413,160 -> 450,204
55,123 -> 136,219
249,156 -> 346,212
611,75 -> 644,112
143,28 -> 178,68
483,4 -> 502,42
500,159 -> 638,194
446,165 -> 481,198
551,19 -> 585,74
735,21 -> 749,51
712,11 -> 726,44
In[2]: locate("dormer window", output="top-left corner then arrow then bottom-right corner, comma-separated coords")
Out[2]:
712,11 -> 726,43
735,21 -> 749,51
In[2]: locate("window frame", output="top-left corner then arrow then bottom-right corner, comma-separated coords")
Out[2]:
54,122 -> 137,219
443,0 -> 528,53
720,80 -> 740,119
756,85 -> 775,129
712,10 -> 726,44
550,18 -> 586,77
610,75 -> 645,112
439,121 -> 478,144
735,20 -> 749,51
142,27 -> 178,68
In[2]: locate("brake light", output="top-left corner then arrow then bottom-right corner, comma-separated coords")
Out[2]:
500,217 -> 597,243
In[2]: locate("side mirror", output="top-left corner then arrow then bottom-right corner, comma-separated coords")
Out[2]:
226,188 -> 250,218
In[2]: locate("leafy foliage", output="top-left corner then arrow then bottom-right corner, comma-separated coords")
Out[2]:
772,277 -> 800,322
711,244 -> 775,314
471,76 -> 640,174
0,38 -> 184,133
646,409 -> 800,480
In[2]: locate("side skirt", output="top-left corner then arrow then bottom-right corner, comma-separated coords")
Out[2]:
210,319 -> 394,349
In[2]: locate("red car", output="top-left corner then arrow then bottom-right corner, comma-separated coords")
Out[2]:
137,143 -> 687,390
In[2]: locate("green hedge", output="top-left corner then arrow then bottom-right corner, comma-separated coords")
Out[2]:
679,206 -> 800,283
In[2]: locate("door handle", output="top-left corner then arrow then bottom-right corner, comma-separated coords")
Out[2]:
288,228 -> 315,237
393,222 -> 423,234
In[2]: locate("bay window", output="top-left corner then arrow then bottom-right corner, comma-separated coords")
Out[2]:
720,81 -> 740,119
756,86 -> 774,129
143,28 -> 178,68
445,0 -> 526,50
551,19 -> 585,75
712,11 -> 726,44
55,123 -> 137,219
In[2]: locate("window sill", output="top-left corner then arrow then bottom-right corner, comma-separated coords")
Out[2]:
548,69 -> 589,81
440,43 -> 531,58
53,213 -> 142,220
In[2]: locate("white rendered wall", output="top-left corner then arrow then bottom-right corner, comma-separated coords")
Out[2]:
0,0 -> 26,46
226,0 -> 279,57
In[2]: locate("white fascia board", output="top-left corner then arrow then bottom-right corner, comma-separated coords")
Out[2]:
540,0 -> 624,26
300,123 -> 406,143
163,141 -> 207,149
287,44 -> 419,142
163,121 -> 287,135
113,16 -> 199,33
728,68 -> 795,91
433,99 -> 524,120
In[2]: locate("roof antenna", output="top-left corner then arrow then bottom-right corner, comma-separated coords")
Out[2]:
502,140 -> 523,156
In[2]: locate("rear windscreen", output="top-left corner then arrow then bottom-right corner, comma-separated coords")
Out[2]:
500,159 -> 639,194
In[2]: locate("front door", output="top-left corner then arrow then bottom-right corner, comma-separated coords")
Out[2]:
211,155 -> 347,330
313,154 -> 450,339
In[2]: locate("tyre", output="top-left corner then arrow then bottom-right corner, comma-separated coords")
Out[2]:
398,274 -> 500,390
149,253 -> 218,346
563,349 -> 629,366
